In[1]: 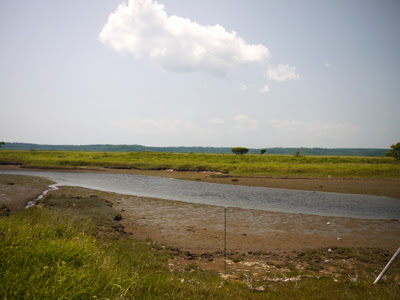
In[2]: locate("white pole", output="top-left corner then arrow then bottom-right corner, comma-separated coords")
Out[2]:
224,207 -> 227,274
373,247 -> 400,284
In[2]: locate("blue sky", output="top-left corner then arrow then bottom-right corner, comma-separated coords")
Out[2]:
1,0 -> 399,148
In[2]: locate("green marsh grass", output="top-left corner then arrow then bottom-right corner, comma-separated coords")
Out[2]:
1,150 -> 399,179
1,207 -> 400,299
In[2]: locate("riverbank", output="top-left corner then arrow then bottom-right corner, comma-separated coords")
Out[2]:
2,165 -> 400,199
1,174 -> 399,298
2,173 -> 399,274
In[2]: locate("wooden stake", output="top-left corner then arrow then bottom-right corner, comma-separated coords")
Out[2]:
224,207 -> 227,274
373,247 -> 400,284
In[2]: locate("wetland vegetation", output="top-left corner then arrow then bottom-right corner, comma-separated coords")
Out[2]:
1,196 -> 399,299
0,150 -> 399,179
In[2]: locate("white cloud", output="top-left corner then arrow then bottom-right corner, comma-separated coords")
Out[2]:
259,84 -> 270,93
266,64 -> 300,81
99,0 -> 271,76
240,83 -> 248,91
233,114 -> 249,122
209,117 -> 224,124
233,114 -> 258,130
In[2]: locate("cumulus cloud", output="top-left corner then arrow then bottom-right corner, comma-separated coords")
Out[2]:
99,0 -> 270,76
259,84 -> 270,93
233,114 -> 258,130
209,117 -> 225,124
266,64 -> 300,81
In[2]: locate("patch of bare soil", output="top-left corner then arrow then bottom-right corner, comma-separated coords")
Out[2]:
49,185 -> 400,277
0,174 -> 54,212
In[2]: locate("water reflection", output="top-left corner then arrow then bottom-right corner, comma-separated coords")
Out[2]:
0,169 -> 399,219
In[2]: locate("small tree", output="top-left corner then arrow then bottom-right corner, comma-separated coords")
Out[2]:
385,142 -> 400,163
294,147 -> 303,157
0,142 -> 4,148
232,147 -> 249,155
260,149 -> 266,155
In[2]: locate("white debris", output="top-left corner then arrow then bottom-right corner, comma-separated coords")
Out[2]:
327,222 -> 331,225
255,286 -> 265,292
328,248 -> 332,253
337,237 -> 341,240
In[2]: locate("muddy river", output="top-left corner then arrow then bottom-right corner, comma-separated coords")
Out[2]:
0,169 -> 399,219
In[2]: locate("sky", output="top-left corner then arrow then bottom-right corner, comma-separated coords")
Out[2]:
1,0 -> 399,148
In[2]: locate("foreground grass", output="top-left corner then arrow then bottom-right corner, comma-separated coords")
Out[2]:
1,206 -> 399,299
1,150 -> 400,179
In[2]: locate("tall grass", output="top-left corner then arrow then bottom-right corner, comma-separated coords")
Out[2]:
1,150 -> 400,179
0,209 -> 136,299
1,208 -> 399,299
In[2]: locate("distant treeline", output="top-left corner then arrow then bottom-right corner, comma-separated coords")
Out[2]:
0,142 -> 388,156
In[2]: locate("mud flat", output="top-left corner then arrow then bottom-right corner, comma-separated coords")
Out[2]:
1,173 -> 399,276
0,175 -> 54,212
43,185 -> 400,253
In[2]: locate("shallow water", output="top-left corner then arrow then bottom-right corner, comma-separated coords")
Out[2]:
1,169 -> 399,219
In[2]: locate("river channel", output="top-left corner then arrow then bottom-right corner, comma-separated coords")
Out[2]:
1,169 -> 399,219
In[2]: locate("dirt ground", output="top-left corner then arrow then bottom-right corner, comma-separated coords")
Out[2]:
0,174 -> 54,212
49,185 -> 400,276
1,171 -> 399,276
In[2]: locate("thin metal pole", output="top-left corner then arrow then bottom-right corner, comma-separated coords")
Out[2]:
374,247 -> 400,284
224,207 -> 227,274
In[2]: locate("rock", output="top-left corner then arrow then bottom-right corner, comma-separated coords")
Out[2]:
0,204 -> 10,216
113,214 -> 122,221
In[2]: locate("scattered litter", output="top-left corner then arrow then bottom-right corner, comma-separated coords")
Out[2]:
337,237 -> 341,240
327,222 -> 331,225
255,286 -> 265,292
181,279 -> 184,283
266,275 -> 302,282
328,248 -> 332,253
325,260 -> 329,263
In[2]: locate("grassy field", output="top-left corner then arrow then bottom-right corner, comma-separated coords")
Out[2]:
1,150 -> 399,179
1,197 -> 399,299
